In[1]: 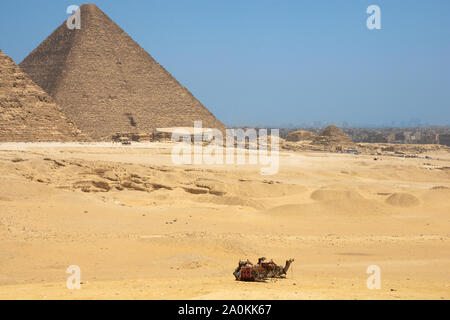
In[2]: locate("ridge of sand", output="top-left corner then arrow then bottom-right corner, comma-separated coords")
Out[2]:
385,193 -> 420,207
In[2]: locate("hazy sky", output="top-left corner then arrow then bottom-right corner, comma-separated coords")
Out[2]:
1,0 -> 449,127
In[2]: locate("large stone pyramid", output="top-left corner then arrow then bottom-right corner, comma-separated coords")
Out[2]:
0,50 -> 85,142
20,4 -> 225,140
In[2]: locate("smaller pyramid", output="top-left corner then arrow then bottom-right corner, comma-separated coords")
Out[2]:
286,130 -> 317,142
0,50 -> 85,142
312,125 -> 354,148
319,125 -> 347,138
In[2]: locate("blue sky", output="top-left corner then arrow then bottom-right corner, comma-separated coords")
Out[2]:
1,0 -> 449,127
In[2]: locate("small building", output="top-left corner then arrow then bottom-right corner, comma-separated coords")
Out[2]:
439,134 -> 450,147
153,127 -> 216,142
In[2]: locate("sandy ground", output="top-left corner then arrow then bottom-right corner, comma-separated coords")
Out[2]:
0,142 -> 449,300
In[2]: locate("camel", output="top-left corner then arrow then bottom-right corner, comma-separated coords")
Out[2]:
233,257 -> 295,281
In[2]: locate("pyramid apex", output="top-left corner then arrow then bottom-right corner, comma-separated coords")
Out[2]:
80,3 -> 99,8
79,3 -> 102,12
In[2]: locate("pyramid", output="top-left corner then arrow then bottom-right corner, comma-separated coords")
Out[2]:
20,4 -> 226,140
0,50 -> 85,142
319,125 -> 347,138
286,130 -> 317,142
312,125 -> 354,148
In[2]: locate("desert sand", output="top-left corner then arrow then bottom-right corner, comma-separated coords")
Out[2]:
0,143 -> 449,300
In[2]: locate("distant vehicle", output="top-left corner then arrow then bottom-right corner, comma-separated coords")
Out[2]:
120,138 -> 131,146
233,257 -> 294,282
344,149 -> 359,154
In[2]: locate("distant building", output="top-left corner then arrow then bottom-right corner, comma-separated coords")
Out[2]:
439,134 -> 450,147
387,133 -> 395,143
404,131 -> 412,143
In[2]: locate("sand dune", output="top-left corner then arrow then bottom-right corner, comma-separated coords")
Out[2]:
0,143 -> 449,299
385,193 -> 420,207
310,189 -> 366,202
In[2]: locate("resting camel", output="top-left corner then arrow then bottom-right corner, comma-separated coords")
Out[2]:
233,257 -> 295,281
